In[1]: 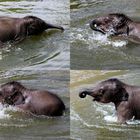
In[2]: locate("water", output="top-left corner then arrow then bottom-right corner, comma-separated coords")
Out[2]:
0,0 -> 70,139
70,70 -> 140,140
70,0 -> 140,69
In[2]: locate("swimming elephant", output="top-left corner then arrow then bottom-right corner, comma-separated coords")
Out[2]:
0,16 -> 64,45
0,81 -> 65,116
90,13 -> 140,39
79,78 -> 140,123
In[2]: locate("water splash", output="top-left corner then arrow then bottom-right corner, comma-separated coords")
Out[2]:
104,114 -> 117,123
96,103 -> 140,125
0,103 -> 18,119
90,32 -> 128,47
70,28 -> 128,48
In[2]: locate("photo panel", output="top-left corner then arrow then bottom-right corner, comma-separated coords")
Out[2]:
70,70 -> 140,140
70,0 -> 140,69
0,70 -> 70,139
0,0 -> 70,71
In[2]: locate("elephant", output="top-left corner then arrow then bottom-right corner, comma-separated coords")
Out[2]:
0,81 -> 65,116
79,78 -> 140,123
90,13 -> 140,40
0,16 -> 64,46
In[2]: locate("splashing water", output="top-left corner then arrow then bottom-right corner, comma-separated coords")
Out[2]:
89,32 -> 128,48
104,114 -> 118,123
0,103 -> 18,119
94,103 -> 118,123
70,28 -> 128,48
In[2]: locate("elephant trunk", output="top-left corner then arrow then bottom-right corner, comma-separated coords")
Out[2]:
45,23 -> 64,31
79,90 -> 93,98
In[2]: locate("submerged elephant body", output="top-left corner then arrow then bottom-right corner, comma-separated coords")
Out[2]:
0,81 -> 65,116
79,78 -> 140,123
0,16 -> 64,45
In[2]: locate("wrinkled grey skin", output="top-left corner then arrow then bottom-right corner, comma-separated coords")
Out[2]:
79,78 -> 140,123
0,81 -> 65,116
0,16 -> 64,46
90,13 -> 140,39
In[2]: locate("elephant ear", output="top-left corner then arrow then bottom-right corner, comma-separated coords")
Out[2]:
12,90 -> 22,99
24,16 -> 45,35
111,13 -> 129,28
27,22 -> 38,35
116,16 -> 127,29
112,80 -> 129,102
110,13 -> 130,35
4,89 -> 22,105
120,87 -> 129,101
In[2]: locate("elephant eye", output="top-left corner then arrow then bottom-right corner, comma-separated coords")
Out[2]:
99,89 -> 104,94
104,19 -> 108,23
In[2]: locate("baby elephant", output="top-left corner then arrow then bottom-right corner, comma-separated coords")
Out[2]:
90,13 -> 140,39
0,81 -> 65,116
79,78 -> 140,123
0,16 -> 64,45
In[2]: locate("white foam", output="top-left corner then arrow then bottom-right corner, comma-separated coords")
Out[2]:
104,115 -> 117,123
91,32 -> 128,47
93,103 -> 117,123
90,33 -> 110,45
112,40 -> 128,47
0,104 -> 18,119
97,104 -> 140,124
70,28 -> 128,48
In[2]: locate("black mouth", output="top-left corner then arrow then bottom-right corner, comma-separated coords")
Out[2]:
93,28 -> 106,35
90,23 -> 106,35
93,96 -> 101,102
4,96 -> 14,105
